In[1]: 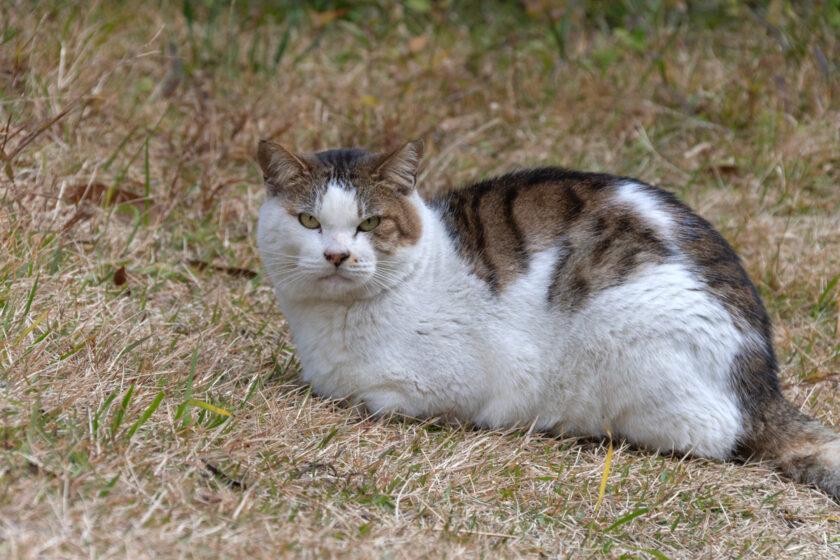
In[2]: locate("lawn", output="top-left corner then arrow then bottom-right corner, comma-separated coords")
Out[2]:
2,1 -> 840,557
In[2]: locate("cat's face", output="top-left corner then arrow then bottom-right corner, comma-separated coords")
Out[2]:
257,140 -> 424,301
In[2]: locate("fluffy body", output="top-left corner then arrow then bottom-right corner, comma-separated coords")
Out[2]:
256,140 -> 840,498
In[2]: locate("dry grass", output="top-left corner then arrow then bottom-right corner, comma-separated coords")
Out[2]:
2,1 -> 840,557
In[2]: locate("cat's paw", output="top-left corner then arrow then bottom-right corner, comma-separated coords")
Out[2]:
360,385 -> 417,417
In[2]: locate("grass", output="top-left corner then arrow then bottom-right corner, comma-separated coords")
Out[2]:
1,0 -> 840,557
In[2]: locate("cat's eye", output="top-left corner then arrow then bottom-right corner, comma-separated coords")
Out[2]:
299,213 -> 321,229
358,216 -> 380,232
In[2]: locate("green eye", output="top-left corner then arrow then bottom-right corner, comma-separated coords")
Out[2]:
358,216 -> 381,232
299,213 -> 320,229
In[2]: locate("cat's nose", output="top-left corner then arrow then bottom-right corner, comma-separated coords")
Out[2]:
324,250 -> 350,267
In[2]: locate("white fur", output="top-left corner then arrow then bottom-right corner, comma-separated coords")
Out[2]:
614,181 -> 674,236
258,181 -> 748,459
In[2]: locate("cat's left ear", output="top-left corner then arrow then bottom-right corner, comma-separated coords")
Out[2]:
372,139 -> 424,194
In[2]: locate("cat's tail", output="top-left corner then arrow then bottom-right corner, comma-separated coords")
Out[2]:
740,393 -> 840,499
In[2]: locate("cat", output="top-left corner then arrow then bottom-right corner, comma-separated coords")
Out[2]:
256,138 -> 840,499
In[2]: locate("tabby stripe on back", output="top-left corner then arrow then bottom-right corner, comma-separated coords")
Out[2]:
502,187 -> 528,273
435,169 -> 673,308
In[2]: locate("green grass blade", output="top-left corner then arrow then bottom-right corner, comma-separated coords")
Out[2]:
126,391 -> 165,440
20,273 -> 39,323
143,138 -> 150,226
110,383 -> 135,436
639,549 -> 672,560
603,507 -> 651,533
93,389 -> 119,433
10,308 -> 48,349
174,344 -> 200,422
102,125 -> 139,172
273,21 -> 293,67
116,335 -> 151,362
185,398 -> 231,417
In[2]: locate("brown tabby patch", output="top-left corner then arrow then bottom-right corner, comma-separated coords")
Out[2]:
434,168 -> 671,300
644,187 -> 772,338
356,182 -> 422,255
549,210 -> 673,311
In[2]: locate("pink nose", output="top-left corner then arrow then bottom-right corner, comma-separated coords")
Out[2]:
324,250 -> 350,267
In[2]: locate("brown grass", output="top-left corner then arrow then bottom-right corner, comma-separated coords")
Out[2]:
2,1 -> 840,557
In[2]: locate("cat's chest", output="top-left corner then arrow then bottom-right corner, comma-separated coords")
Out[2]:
282,289 -> 487,396
285,300 -> 413,380
290,304 -> 370,359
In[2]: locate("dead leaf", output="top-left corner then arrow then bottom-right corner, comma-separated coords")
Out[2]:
707,164 -> 739,176
408,36 -> 428,53
783,371 -> 840,389
113,266 -> 127,286
60,208 -> 93,232
1,146 -> 13,180
187,259 -> 257,280
66,182 -> 149,207
313,9 -> 347,27
360,94 -> 380,108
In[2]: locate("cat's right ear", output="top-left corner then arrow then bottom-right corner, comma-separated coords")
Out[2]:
257,140 -> 310,193
372,139 -> 424,195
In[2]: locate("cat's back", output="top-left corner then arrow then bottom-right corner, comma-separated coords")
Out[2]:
430,167 -> 766,327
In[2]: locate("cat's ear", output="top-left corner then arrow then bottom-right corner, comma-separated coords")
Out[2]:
372,139 -> 424,194
257,140 -> 310,192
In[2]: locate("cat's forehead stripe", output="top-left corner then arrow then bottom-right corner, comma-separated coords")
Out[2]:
314,148 -> 371,174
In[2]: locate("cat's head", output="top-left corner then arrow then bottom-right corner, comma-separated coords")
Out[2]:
256,139 -> 424,301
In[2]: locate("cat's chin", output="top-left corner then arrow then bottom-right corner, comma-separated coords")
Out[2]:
317,271 -> 355,284
291,271 -> 377,301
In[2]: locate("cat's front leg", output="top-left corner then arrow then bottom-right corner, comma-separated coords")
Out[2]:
357,383 -> 422,418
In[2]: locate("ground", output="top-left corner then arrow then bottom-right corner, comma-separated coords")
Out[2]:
1,1 -> 840,558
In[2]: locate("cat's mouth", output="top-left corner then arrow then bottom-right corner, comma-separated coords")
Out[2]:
318,271 -> 354,283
